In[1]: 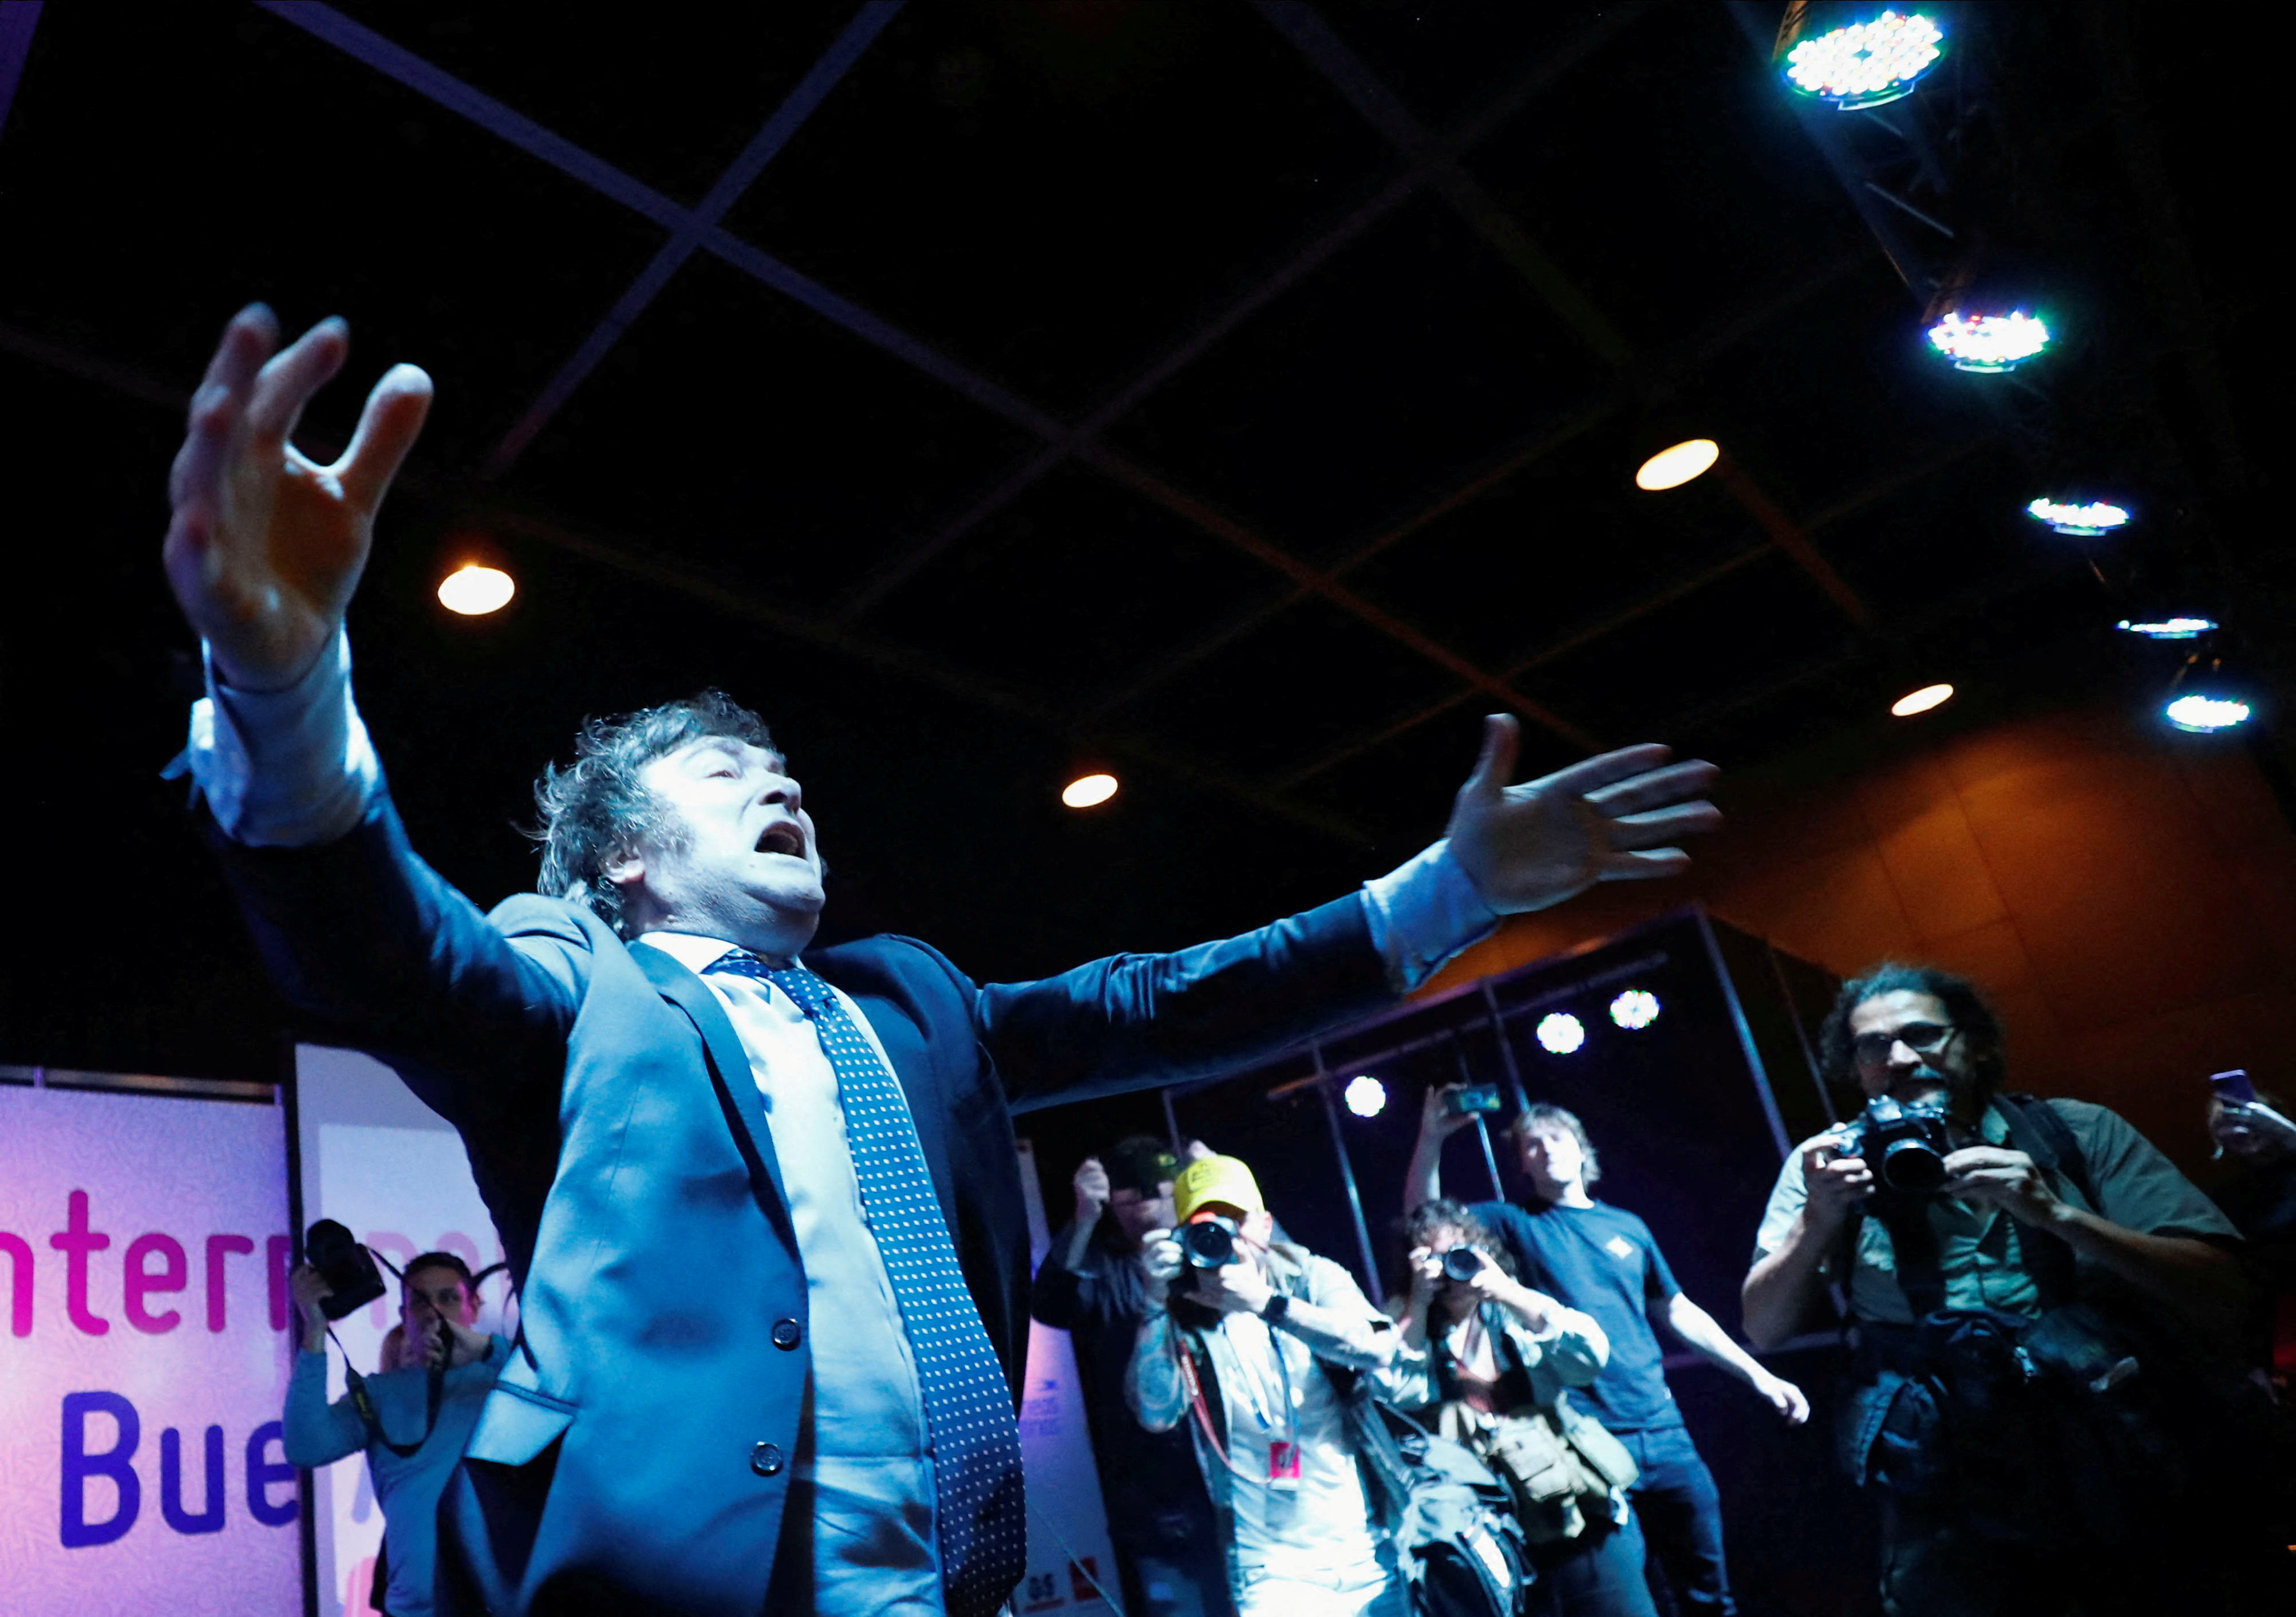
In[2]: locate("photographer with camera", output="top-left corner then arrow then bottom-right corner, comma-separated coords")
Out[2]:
285,1235 -> 507,1617
1409,1091 -> 1803,1616
1125,1154 -> 1410,1617
1389,1200 -> 1652,1616
1033,1137 -> 1234,1617
1743,964 -> 2265,1616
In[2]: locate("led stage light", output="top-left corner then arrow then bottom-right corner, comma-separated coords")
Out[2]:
1343,1075 -> 1387,1118
1536,1013 -> 1586,1055
2026,499 -> 2129,537
2116,618 -> 2216,641
1783,10 -> 1945,110
1926,311 -> 2050,372
2165,695 -> 2251,733
1610,990 -> 1660,1030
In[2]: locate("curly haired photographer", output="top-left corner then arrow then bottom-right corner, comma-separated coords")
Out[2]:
1742,963 -> 2274,1616
1387,1200 -> 1655,1617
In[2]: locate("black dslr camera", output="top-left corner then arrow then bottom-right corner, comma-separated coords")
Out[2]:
1836,1094 -> 1955,1195
1180,1215 -> 1240,1270
305,1219 -> 387,1320
1440,1246 -> 1488,1283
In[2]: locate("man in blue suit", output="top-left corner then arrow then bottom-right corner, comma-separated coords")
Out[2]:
161,306 -> 1722,1617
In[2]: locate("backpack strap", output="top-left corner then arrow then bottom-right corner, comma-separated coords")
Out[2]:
1990,1095 -> 2087,1308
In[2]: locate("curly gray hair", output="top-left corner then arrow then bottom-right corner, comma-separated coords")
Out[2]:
530,690 -> 776,936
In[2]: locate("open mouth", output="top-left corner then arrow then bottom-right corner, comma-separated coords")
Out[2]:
755,824 -> 805,859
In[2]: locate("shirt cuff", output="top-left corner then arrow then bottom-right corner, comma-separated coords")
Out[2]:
164,630 -> 380,847
1359,839 -> 1500,994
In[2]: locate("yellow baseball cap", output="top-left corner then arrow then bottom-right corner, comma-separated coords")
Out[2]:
1175,1155 -> 1264,1223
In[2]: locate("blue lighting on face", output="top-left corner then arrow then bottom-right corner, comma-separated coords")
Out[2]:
1536,1013 -> 1586,1055
2165,694 -> 2252,733
1343,1074 -> 1387,1118
1610,990 -> 1661,1030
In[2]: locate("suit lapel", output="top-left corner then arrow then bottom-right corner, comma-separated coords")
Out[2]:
629,942 -> 796,1246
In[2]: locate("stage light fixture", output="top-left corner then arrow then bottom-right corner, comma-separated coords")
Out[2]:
1610,990 -> 1661,1030
1926,311 -> 2050,373
1536,1013 -> 1586,1055
2117,617 -> 2216,642
2026,498 -> 2130,537
1891,683 -> 1954,717
1781,9 -> 1945,109
1343,1074 -> 1387,1118
2165,694 -> 2251,733
1634,438 -> 1719,492
438,564 -> 515,615
1061,773 -> 1119,809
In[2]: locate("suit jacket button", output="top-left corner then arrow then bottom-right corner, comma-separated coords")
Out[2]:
772,1318 -> 803,1350
750,1442 -> 784,1477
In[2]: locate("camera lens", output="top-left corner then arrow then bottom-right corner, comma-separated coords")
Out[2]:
1880,1137 -> 1947,1194
1441,1247 -> 1485,1282
1180,1219 -> 1237,1270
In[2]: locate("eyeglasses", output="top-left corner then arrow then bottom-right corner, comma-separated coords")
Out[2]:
1851,1022 -> 1959,1067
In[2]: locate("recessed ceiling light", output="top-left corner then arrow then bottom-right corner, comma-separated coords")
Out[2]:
1061,773 -> 1118,809
438,564 -> 515,615
1634,438 -> 1719,491
1891,683 -> 1954,717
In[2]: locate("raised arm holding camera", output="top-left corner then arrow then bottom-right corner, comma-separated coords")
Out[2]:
1742,964 -> 2271,1617
1388,1200 -> 1655,1617
1407,1090 -> 1801,1616
286,1246 -> 507,1617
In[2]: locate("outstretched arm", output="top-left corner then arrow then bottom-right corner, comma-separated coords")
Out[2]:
164,310 -> 576,1118
984,721 -> 1719,1110
1662,1294 -> 1809,1424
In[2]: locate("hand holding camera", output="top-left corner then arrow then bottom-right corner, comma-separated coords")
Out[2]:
1073,1156 -> 1112,1226
1937,1145 -> 2061,1225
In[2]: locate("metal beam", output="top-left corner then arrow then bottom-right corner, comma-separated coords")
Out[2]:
1711,453 -> 1871,626
0,0 -> 42,140
1076,241 -> 1875,722
0,315 -> 1371,847
1269,436 -> 1990,786
485,2 -> 901,476
1258,1 -> 1638,367
829,8 -> 1646,622
260,1 -> 1602,751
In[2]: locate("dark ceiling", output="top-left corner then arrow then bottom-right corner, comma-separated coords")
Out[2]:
0,2 -> 2272,1082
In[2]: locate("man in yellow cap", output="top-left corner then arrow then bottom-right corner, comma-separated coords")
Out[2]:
1126,1155 -> 1410,1616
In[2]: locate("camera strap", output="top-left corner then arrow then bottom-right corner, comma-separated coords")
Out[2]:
331,1329 -> 450,1460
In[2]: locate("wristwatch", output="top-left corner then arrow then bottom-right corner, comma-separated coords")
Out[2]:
1260,1293 -> 1290,1326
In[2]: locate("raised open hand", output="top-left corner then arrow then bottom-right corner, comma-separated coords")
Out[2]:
163,305 -> 433,691
1445,715 -> 1721,915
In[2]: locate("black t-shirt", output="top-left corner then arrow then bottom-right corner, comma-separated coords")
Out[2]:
1471,1198 -> 1684,1433
1029,1220 -> 1211,1529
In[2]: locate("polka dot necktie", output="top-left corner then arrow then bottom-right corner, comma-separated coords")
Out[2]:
705,954 -> 1026,1617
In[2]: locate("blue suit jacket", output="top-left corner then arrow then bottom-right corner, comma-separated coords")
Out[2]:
214,790 -> 1392,1615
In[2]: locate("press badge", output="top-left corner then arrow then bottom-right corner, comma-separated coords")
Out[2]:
1267,1441 -> 1302,1481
